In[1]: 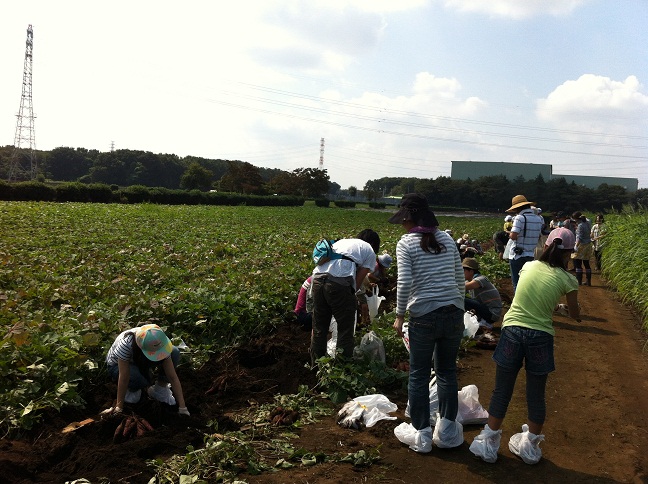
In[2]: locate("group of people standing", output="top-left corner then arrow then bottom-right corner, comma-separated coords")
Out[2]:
498,198 -> 607,289
386,194 -> 581,463
305,193 -> 582,463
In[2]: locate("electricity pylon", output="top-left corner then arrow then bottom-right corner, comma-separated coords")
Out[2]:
8,24 -> 37,182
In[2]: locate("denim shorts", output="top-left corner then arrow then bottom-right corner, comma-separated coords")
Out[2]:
493,326 -> 555,375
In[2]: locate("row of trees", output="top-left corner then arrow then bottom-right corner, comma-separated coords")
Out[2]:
363,175 -> 646,213
0,146 -> 336,198
2,146 -> 644,212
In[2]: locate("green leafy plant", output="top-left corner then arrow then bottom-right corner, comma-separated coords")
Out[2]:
313,353 -> 407,404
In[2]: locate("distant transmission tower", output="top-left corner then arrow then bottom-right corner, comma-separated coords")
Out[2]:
318,138 -> 325,170
8,24 -> 37,182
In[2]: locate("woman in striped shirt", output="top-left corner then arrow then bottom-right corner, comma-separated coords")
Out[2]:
106,324 -> 189,416
390,193 -> 465,453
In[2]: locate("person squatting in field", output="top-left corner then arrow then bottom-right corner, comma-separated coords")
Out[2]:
390,193 -> 465,452
470,227 -> 581,465
106,324 -> 189,416
462,257 -> 502,330
309,229 -> 380,363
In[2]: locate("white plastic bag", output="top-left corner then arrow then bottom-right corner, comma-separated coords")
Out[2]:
394,422 -> 432,453
503,237 -> 514,259
365,286 -> 386,321
463,312 -> 480,339
405,374 -> 438,419
338,394 -> 397,429
405,381 -> 488,426
402,321 -> 410,353
457,384 -> 489,425
326,318 -> 338,357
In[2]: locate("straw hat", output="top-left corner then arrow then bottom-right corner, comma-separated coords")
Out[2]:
462,258 -> 480,271
506,195 -> 535,213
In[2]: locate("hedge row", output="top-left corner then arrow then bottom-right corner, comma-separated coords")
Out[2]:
0,181 -> 305,207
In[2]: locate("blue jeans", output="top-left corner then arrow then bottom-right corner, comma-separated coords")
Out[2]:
107,347 -> 180,391
488,326 -> 553,425
510,256 -> 533,291
408,305 -> 464,430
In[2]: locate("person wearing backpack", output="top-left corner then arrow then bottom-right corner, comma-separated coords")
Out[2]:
506,195 -> 544,292
309,229 -> 380,363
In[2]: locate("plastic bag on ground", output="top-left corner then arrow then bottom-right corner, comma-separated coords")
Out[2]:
353,330 -> 386,363
366,286 -> 386,322
337,394 -> 397,429
405,382 -> 488,426
457,384 -> 489,425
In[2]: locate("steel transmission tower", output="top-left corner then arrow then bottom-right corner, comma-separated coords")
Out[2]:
8,24 -> 37,181
318,138 -> 324,170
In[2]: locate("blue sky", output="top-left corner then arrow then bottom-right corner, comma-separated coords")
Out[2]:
1,0 -> 646,189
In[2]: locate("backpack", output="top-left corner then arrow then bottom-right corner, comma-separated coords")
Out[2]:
312,239 -> 355,265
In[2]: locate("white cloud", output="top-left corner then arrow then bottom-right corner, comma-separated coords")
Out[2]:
442,0 -> 589,19
537,74 -> 648,130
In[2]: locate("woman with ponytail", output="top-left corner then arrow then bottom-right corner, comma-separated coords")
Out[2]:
389,193 -> 465,453
470,227 -> 580,465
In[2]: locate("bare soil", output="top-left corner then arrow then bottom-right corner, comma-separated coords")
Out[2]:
2,272 -> 647,483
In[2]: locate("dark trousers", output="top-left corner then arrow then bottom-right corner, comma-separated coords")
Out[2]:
310,277 -> 356,363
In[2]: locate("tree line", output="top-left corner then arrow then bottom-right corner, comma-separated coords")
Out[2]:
0,146 -> 334,198
1,145 -> 644,212
363,174 -> 647,213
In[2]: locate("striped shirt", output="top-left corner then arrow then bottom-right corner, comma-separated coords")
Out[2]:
395,230 -> 465,318
469,274 -> 502,320
509,209 -> 544,260
106,329 -> 137,366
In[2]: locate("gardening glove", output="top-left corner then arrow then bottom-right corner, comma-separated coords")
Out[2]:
178,406 -> 190,417
337,401 -> 366,430
100,406 -> 123,417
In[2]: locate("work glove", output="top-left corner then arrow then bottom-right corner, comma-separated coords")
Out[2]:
100,406 -> 123,417
336,401 -> 366,430
178,406 -> 190,417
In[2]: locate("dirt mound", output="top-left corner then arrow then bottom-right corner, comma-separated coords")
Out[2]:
0,323 -> 317,484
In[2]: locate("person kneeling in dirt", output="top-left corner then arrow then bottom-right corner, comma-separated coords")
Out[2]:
470,227 -> 580,465
462,258 -> 502,330
106,323 -> 189,416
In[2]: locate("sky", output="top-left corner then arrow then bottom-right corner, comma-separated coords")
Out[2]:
1,0 -> 647,190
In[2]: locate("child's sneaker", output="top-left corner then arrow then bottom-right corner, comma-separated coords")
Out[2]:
147,383 -> 176,405
509,424 -> 544,464
124,389 -> 141,404
469,424 -> 502,463
432,413 -> 464,448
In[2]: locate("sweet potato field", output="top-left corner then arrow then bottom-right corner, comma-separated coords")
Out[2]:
0,202 -> 501,434
3,202 -> 648,483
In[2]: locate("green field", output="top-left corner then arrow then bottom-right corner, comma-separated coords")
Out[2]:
0,202 -> 507,432
11,202 -> 648,433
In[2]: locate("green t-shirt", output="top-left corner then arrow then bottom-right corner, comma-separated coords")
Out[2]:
502,260 -> 579,336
